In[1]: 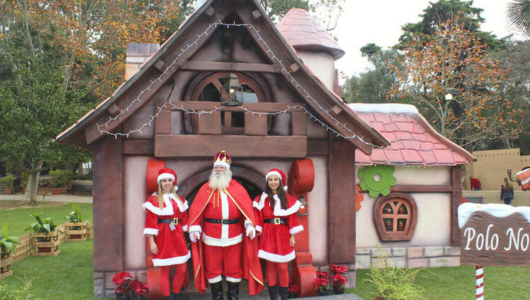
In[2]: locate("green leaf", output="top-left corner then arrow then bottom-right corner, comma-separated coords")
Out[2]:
1,222 -> 7,239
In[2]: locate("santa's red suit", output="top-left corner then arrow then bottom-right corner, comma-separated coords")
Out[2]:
188,179 -> 264,295
253,193 -> 304,262
143,193 -> 190,295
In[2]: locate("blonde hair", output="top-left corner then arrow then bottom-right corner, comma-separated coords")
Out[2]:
157,181 -> 178,208
503,178 -> 513,191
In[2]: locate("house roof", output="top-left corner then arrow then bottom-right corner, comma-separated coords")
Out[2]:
57,0 -> 387,154
277,8 -> 345,60
348,103 -> 476,166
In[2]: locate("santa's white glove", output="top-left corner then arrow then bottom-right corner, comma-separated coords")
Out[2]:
246,225 -> 256,240
190,231 -> 201,243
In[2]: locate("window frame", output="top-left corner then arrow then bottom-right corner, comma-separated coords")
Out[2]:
373,192 -> 418,241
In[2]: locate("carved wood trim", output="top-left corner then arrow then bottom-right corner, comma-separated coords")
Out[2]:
182,61 -> 278,73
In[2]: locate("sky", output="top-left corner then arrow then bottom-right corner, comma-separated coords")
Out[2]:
333,0 -> 526,79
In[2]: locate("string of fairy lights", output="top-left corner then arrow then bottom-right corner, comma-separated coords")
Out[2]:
96,22 -> 382,148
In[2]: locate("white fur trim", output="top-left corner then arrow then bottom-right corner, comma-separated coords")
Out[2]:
214,161 -> 230,169
142,197 -> 174,216
157,173 -> 175,184
244,219 -> 254,228
290,225 -> 304,235
143,228 -> 159,236
189,225 -> 202,233
226,277 -> 242,283
258,249 -> 296,263
208,275 -> 222,283
152,250 -> 191,266
273,199 -> 302,217
202,233 -> 243,247
182,225 -> 188,232
253,193 -> 268,211
167,194 -> 188,213
256,225 -> 263,234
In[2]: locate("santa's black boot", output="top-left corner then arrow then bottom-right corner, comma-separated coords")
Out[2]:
227,281 -> 240,300
279,286 -> 289,300
164,294 -> 175,300
268,285 -> 278,300
210,281 -> 223,300
172,293 -> 181,300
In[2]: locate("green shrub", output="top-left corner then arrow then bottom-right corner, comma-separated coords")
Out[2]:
49,169 -> 73,188
25,213 -> 60,242
0,173 -> 15,189
367,262 -> 425,300
0,277 -> 41,300
66,203 -> 84,223
0,222 -> 21,257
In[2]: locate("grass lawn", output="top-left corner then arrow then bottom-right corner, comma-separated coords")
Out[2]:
1,202 -> 95,299
351,265 -> 530,299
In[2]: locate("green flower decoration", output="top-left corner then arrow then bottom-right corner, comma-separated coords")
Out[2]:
358,165 -> 397,197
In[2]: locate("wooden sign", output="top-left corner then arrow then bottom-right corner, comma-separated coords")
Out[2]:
459,203 -> 530,267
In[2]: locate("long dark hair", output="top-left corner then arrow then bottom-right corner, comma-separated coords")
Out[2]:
265,180 -> 288,209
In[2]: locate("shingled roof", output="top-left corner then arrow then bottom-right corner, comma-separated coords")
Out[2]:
277,8 -> 345,60
348,103 -> 475,166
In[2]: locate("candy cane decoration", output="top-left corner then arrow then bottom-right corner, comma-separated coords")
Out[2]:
476,266 -> 484,300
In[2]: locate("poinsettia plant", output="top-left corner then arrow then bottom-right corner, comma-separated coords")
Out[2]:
112,271 -> 149,299
313,271 -> 331,294
330,264 -> 348,293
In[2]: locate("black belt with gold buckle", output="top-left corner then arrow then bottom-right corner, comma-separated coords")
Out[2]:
204,218 -> 240,224
264,218 -> 287,225
158,218 -> 180,225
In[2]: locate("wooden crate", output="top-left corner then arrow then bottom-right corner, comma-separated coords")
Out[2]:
31,231 -> 61,257
0,249 -> 13,280
57,224 -> 66,245
65,221 -> 89,243
13,233 -> 33,262
87,223 -> 93,240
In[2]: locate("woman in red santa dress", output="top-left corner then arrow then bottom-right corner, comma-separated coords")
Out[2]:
143,168 -> 190,300
253,169 -> 304,300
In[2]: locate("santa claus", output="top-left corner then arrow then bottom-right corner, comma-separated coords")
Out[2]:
188,151 -> 263,300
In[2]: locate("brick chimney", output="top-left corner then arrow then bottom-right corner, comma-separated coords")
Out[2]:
125,43 -> 160,80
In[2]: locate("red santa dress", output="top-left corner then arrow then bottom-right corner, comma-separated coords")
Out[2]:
253,192 -> 304,262
143,193 -> 191,266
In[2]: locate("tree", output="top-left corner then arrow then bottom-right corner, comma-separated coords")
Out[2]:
342,48 -> 403,104
389,19 -> 525,151
507,0 -> 530,36
399,0 -> 502,51
260,0 -> 344,30
0,0 -> 183,204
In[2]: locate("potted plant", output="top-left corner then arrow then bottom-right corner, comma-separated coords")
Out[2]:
25,213 -> 61,256
313,271 -> 331,296
50,169 -> 73,195
330,264 -> 348,294
65,203 -> 89,242
288,284 -> 299,298
0,174 -> 15,195
0,223 -> 20,280
112,271 -> 149,299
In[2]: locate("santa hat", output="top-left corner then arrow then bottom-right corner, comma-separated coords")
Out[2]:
157,168 -> 177,184
213,150 -> 232,169
265,168 -> 288,190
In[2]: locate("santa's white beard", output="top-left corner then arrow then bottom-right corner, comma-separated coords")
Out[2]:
209,169 -> 232,190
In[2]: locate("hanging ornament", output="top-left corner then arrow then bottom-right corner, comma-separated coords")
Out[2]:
355,185 -> 364,212
358,165 -> 397,198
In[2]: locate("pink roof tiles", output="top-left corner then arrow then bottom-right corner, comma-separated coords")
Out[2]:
277,8 -> 345,60
348,103 -> 475,166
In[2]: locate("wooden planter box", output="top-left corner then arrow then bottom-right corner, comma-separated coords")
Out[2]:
51,188 -> 67,195
31,231 -> 61,257
13,233 -> 32,262
0,249 -> 13,280
65,221 -> 89,242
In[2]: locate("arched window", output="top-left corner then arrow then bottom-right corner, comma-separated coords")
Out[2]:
187,72 -> 265,134
373,193 -> 417,241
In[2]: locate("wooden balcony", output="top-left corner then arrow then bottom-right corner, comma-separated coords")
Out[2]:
153,101 -> 308,158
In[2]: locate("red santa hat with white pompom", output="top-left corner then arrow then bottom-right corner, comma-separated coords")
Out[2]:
157,168 -> 177,185
265,168 -> 287,190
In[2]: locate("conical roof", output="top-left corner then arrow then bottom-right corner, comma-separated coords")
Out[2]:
277,8 -> 345,60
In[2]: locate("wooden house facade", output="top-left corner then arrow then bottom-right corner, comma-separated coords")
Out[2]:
57,0 -> 388,298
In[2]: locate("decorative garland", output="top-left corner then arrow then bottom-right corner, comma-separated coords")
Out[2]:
95,22 -> 383,149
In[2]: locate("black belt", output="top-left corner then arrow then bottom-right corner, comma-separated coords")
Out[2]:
205,218 -> 240,224
264,218 -> 287,225
158,218 -> 180,225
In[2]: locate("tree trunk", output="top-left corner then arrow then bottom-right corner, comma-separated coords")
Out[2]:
25,161 -> 43,205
